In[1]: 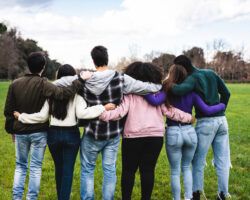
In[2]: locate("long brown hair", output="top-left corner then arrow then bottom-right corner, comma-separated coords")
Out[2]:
49,64 -> 76,120
163,64 -> 188,108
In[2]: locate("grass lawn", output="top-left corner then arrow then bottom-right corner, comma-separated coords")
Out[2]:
0,82 -> 250,199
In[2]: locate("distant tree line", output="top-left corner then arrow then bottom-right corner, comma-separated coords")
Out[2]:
151,46 -> 250,82
0,22 -> 61,80
1,22 -> 250,82
116,43 -> 250,82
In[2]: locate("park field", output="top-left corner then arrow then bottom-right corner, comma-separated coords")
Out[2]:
0,82 -> 250,200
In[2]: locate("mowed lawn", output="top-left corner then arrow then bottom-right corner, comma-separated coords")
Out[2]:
0,82 -> 250,200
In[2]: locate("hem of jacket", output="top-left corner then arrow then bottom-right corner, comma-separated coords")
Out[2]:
85,132 -> 120,140
13,128 -> 48,135
196,112 -> 225,119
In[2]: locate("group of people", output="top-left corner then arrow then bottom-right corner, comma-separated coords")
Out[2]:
4,45 -> 231,200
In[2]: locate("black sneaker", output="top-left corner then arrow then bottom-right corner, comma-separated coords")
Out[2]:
192,191 -> 200,200
217,192 -> 231,200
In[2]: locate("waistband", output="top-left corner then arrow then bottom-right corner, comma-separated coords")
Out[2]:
167,122 -> 192,127
49,125 -> 78,130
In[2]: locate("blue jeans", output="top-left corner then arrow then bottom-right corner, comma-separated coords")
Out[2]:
80,134 -> 120,200
192,116 -> 230,195
48,127 -> 80,200
166,125 -> 197,200
13,132 -> 47,200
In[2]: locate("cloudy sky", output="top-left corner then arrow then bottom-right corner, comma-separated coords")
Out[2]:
0,0 -> 250,68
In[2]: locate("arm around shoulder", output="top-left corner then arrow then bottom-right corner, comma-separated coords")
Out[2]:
123,74 -> 162,95
42,79 -> 82,100
171,76 -> 196,96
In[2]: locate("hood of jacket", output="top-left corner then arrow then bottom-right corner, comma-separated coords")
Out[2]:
84,69 -> 117,95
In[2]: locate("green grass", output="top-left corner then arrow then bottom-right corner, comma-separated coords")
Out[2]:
0,82 -> 250,199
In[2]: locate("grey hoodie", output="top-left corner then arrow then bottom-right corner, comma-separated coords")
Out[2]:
54,69 -> 162,96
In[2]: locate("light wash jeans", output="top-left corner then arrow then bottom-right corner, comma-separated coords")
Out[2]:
13,132 -> 47,200
80,134 -> 120,200
192,116 -> 230,195
166,125 -> 197,200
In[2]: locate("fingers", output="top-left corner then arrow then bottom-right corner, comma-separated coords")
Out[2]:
104,103 -> 116,111
13,111 -> 20,119
80,71 -> 93,80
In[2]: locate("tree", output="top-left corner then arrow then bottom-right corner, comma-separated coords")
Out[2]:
152,53 -> 176,74
183,47 -> 206,68
0,32 -> 19,79
0,23 -> 7,34
0,23 -> 61,80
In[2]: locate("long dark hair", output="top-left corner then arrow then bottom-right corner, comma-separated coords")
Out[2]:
49,64 -> 76,120
124,61 -> 163,84
163,64 -> 188,108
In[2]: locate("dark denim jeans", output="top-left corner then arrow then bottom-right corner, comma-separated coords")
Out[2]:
48,126 -> 80,200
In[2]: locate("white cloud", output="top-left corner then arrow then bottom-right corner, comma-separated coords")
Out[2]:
0,0 -> 249,67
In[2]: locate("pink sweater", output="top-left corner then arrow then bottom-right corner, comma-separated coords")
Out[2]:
100,94 -> 192,138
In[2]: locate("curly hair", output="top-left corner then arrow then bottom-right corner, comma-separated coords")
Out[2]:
124,61 -> 163,84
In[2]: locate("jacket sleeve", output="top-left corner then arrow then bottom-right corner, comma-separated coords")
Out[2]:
75,95 -> 105,119
18,101 -> 50,124
144,91 -> 166,106
123,74 -> 162,95
53,75 -> 78,87
193,93 -> 226,116
171,76 -> 196,96
216,75 -> 230,106
99,95 -> 130,122
42,79 -> 82,100
4,83 -> 15,133
4,83 -> 15,117
160,104 -> 192,123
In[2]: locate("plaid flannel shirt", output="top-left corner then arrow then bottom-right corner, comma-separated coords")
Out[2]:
78,72 -> 125,140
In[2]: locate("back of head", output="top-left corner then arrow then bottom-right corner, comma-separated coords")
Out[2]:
163,64 -> 188,107
124,61 -> 163,84
57,64 -> 76,79
174,55 -> 193,74
91,45 -> 108,67
27,52 -> 46,74
50,64 -> 76,120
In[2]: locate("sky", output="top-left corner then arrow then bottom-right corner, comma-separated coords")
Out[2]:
0,0 -> 250,69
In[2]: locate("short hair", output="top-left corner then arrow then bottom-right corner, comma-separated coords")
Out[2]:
173,55 -> 193,74
124,61 -> 163,84
27,52 -> 46,74
91,46 -> 108,67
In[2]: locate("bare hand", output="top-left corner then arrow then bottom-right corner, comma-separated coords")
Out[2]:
13,111 -> 20,119
80,71 -> 93,80
104,103 -> 116,111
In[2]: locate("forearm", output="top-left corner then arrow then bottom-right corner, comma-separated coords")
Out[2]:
53,75 -> 78,87
161,105 -> 192,123
100,96 -> 130,122
123,74 -> 161,95
144,91 -> 166,106
171,76 -> 195,96
18,113 -> 49,124
43,80 -> 82,100
18,101 -> 49,124
194,93 -> 226,115
76,105 -> 105,119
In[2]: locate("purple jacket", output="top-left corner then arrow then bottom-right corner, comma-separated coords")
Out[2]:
145,91 -> 225,126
